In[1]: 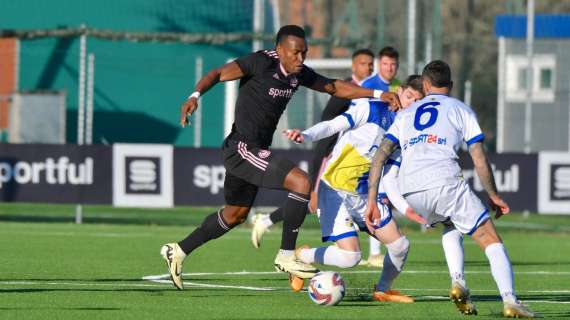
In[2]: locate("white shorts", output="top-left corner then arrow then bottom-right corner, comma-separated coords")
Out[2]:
404,180 -> 489,235
317,181 -> 392,242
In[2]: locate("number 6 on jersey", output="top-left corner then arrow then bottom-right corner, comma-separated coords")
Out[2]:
414,101 -> 439,131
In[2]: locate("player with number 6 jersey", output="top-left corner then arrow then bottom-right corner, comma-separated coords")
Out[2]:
366,60 -> 536,318
385,94 -> 484,199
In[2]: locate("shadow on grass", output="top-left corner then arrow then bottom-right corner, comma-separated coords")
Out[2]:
0,307 -> 122,311
510,260 -> 570,267
0,288 -> 172,294
469,294 -> 570,302
0,278 -> 146,282
335,303 -> 383,307
517,294 -> 570,303
537,311 -> 570,318
0,287 -> 265,297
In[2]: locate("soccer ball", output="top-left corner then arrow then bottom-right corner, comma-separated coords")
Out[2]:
307,271 -> 345,306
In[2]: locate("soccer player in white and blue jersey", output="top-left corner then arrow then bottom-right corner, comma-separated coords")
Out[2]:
365,60 -> 536,318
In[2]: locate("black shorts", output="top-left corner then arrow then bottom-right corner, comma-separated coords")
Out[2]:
222,138 -> 296,207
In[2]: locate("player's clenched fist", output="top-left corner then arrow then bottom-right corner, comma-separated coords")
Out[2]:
283,129 -> 304,143
489,194 -> 510,219
364,200 -> 381,234
380,91 -> 402,112
180,97 -> 198,128
404,206 -> 428,225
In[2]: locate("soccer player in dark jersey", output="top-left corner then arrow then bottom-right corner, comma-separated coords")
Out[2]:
250,49 -> 375,249
160,25 -> 401,291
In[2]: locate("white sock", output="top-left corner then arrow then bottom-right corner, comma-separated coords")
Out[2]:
376,236 -> 409,292
298,247 -> 317,263
369,236 -> 382,256
300,246 -> 361,268
260,214 -> 273,228
279,249 -> 294,257
442,227 -> 466,288
485,243 -> 517,304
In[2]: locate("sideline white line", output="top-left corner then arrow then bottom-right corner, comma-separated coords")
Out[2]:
3,280 -> 570,305
0,280 -> 284,292
4,279 -> 570,295
148,279 -> 278,291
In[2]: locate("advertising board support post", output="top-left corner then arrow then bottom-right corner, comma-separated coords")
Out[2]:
75,24 -> 86,224
75,25 -> 95,224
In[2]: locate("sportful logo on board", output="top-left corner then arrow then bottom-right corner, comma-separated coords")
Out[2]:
113,144 -> 173,208
125,157 -> 161,195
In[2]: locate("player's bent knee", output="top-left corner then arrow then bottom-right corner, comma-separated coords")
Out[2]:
222,206 -> 250,226
471,220 -> 502,249
284,168 -> 311,195
335,248 -> 362,268
386,236 -> 409,271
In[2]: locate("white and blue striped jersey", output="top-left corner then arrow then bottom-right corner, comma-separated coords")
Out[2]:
385,94 -> 484,194
360,74 -> 401,131
302,98 -> 401,195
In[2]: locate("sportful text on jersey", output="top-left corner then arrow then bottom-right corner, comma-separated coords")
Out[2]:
231,50 -> 325,148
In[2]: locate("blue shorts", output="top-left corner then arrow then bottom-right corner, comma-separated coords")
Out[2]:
317,181 -> 392,242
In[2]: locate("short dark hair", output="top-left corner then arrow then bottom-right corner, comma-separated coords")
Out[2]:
402,75 -> 423,94
352,48 -> 374,60
422,60 -> 452,88
378,46 -> 399,60
275,25 -> 306,45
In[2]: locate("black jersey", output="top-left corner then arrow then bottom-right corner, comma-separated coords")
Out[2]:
230,50 -> 331,148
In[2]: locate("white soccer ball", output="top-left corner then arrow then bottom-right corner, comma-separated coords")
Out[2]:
307,271 -> 346,306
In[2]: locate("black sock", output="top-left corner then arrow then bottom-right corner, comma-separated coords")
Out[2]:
280,192 -> 309,250
269,207 -> 284,224
178,209 -> 233,255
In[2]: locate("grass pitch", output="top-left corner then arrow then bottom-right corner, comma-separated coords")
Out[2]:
0,203 -> 569,319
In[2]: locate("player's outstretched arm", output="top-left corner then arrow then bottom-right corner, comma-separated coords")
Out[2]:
309,77 -> 402,110
364,138 -> 397,233
282,116 -> 349,144
329,80 -> 399,105
180,61 -> 244,127
294,112 -> 355,143
469,141 -> 510,218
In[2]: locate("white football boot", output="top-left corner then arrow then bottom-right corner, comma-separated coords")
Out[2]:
251,213 -> 270,249
274,251 -> 319,279
160,243 -> 186,290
